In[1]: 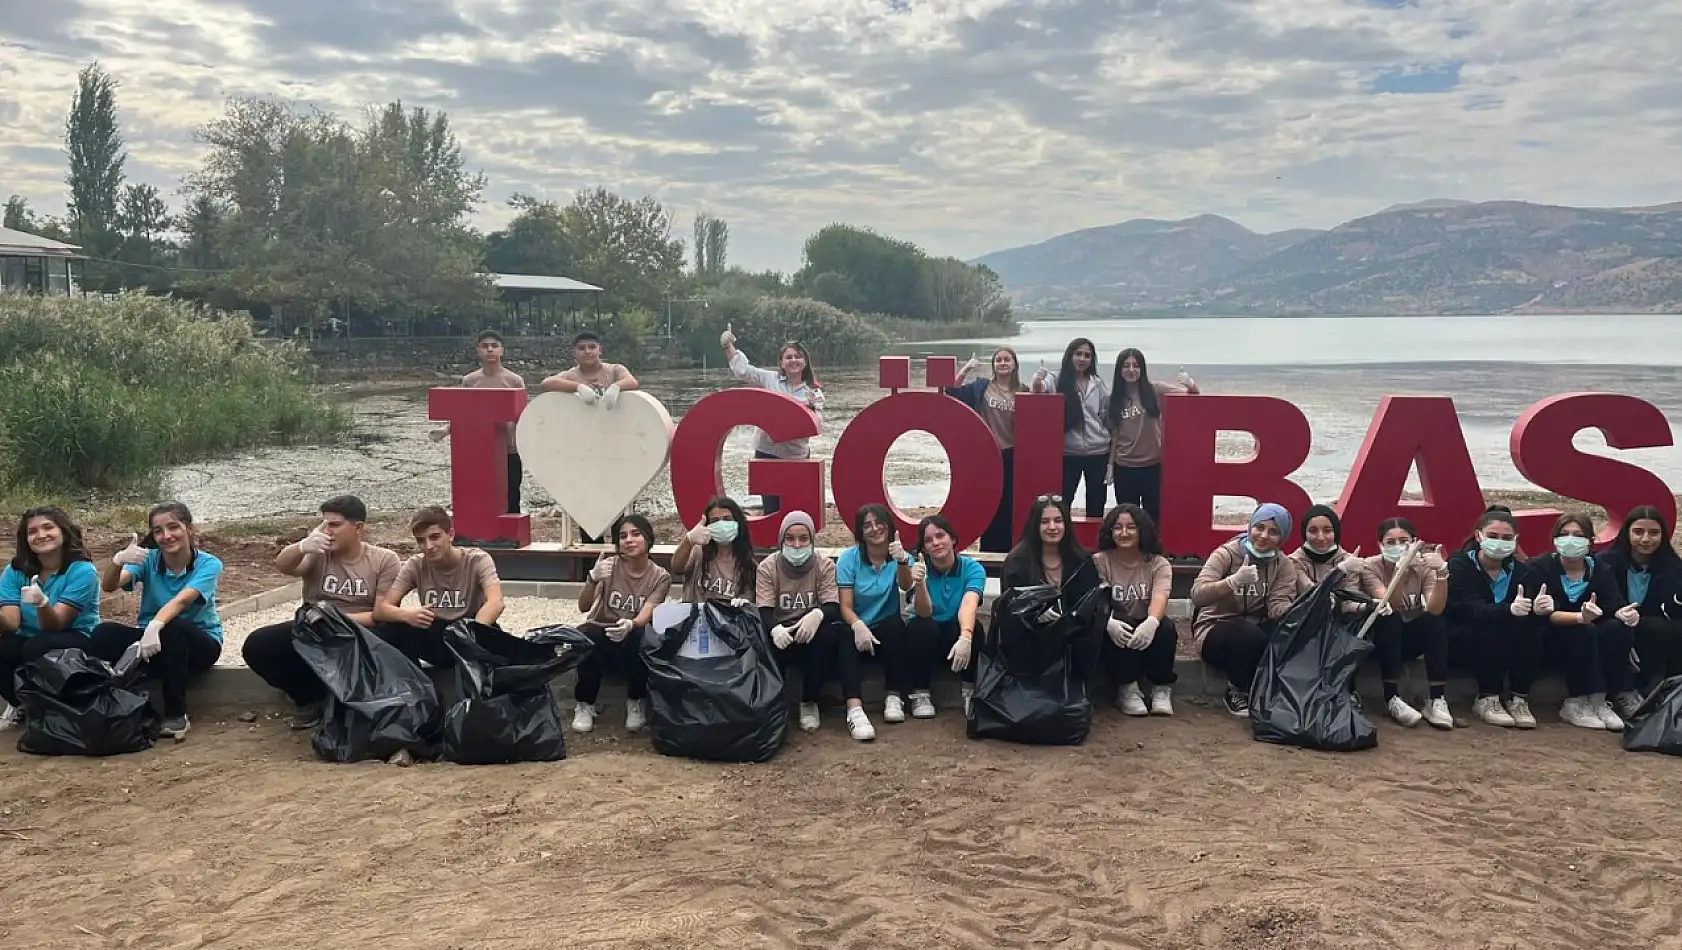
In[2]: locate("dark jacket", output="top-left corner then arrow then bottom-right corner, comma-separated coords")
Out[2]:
1522,553 -> 1616,614
1445,549 -> 1527,626
1592,548 -> 1682,616
1002,555 -> 1101,616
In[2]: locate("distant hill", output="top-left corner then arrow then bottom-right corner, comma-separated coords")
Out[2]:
978,199 -> 1682,314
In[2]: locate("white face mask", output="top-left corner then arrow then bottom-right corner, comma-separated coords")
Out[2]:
1553,535 -> 1590,559
1480,536 -> 1517,559
708,520 -> 739,544
782,544 -> 813,566
1304,541 -> 1337,556
1381,542 -> 1409,563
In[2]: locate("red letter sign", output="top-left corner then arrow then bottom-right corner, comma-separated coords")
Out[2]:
1510,393 -> 1676,548
1336,396 -> 1486,549
1012,392 -> 1101,548
429,387 -> 530,545
1159,394 -> 1313,555
669,388 -> 824,547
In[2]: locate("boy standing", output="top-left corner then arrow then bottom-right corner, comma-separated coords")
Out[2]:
432,330 -> 526,514
540,330 -> 642,542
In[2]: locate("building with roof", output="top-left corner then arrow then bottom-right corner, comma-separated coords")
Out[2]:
489,271 -> 602,335
0,226 -> 85,295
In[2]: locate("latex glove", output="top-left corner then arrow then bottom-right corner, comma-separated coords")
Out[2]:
1176,369 -> 1194,388
719,324 -> 736,347
1373,598 -> 1394,617
1032,364 -> 1049,387
1580,594 -> 1602,622
1420,547 -> 1447,573
1128,615 -> 1160,651
1509,585 -> 1533,617
795,608 -> 824,643
1617,603 -> 1641,627
427,425 -> 449,442
960,356 -> 981,376
137,620 -> 164,661
947,635 -> 973,672
605,618 -> 634,643
1036,604 -> 1063,625
1106,617 -> 1132,648
113,533 -> 148,567
771,624 -> 794,649
851,619 -> 878,654
910,561 -> 927,585
685,520 -> 711,546
601,384 -> 621,410
298,529 -> 331,556
1338,546 -> 1364,570
1228,564 -> 1259,591
574,386 -> 600,406
888,538 -> 907,563
1104,465 -> 1113,486
20,582 -> 46,607
728,597 -> 751,609
589,556 -> 614,583
1531,584 -> 1555,615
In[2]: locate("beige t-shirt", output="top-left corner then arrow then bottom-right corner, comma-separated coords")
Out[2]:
1288,547 -> 1366,599
1092,550 -> 1173,622
755,554 -> 840,624
555,362 -> 630,391
1360,556 -> 1440,622
463,366 -> 526,454
391,548 -> 499,623
1110,381 -> 1188,468
587,556 -> 672,624
682,548 -> 753,602
1188,539 -> 1299,645
303,544 -> 403,616
979,383 -> 1016,450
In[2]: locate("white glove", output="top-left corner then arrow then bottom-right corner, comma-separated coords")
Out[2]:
910,562 -> 927,585
427,425 -> 449,442
138,620 -> 164,660
795,608 -> 824,643
601,384 -> 621,410
113,533 -> 148,567
1580,595 -> 1602,622
851,620 -> 878,654
574,386 -> 600,406
1104,465 -> 1113,486
771,624 -> 794,649
1106,617 -> 1132,647
1036,604 -> 1063,625
1509,585 -> 1533,617
298,529 -> 331,555
1421,548 -> 1447,573
1128,615 -> 1160,651
728,597 -> 751,609
1032,365 -> 1049,386
719,324 -> 736,347
1617,604 -> 1641,627
948,635 -> 973,672
605,618 -> 634,642
1373,599 -> 1394,617
960,356 -> 980,376
1228,564 -> 1258,590
685,521 -> 711,545
888,538 -> 906,563
1338,547 -> 1364,570
1531,584 -> 1555,615
1176,370 -> 1194,388
589,556 -> 613,582
20,582 -> 46,607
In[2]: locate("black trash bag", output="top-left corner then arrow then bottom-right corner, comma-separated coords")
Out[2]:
291,603 -> 441,763
1623,674 -> 1682,755
440,621 -> 594,764
640,600 -> 788,763
967,583 -> 1107,746
15,647 -> 161,756
1249,570 -> 1378,752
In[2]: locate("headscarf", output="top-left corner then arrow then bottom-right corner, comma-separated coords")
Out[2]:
1299,504 -> 1342,563
1249,502 -> 1293,542
778,510 -> 817,578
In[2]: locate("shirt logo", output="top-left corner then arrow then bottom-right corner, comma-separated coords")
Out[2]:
984,393 -> 1014,412
322,575 -> 370,597
702,574 -> 736,597
1109,583 -> 1150,606
608,590 -> 644,612
423,590 -> 468,609
778,590 -> 817,612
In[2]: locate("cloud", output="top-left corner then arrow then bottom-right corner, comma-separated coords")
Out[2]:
3,0 -> 1680,270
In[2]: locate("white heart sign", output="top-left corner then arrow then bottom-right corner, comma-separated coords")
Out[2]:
516,390 -> 674,540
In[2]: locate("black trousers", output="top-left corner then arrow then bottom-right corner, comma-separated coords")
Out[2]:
1100,616 -> 1180,686
1062,453 -> 1109,520
1113,463 -> 1163,526
1199,619 -> 1270,692
574,621 -> 649,704
1372,612 -> 1449,684
90,620 -> 223,718
864,614 -> 914,695
1633,615 -> 1682,690
0,630 -> 92,707
753,450 -> 782,516
1547,620 -> 1636,696
774,620 -> 862,703
1449,615 -> 1545,697
506,453 -> 523,514
904,616 -> 983,689
371,619 -> 458,670
980,447 -> 1016,553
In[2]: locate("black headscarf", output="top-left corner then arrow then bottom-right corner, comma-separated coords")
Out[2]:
1300,504 -> 1343,564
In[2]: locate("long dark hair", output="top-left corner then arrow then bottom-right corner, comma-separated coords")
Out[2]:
11,506 -> 93,575
611,513 -> 657,558
1107,347 -> 1159,427
143,501 -> 198,553
1459,505 -> 1520,555
1098,503 -> 1163,557
701,496 -> 757,592
1055,337 -> 1097,433
914,514 -> 961,560
851,503 -> 894,552
1004,496 -> 1090,584
779,341 -> 818,389
1609,505 -> 1679,570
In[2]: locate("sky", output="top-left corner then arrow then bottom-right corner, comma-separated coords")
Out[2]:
3,0 -> 1680,273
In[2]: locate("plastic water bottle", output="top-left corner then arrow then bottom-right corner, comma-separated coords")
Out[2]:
696,610 -> 712,654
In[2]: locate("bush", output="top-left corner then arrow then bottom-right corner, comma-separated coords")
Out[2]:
683,295 -> 891,368
0,292 -> 347,492
596,307 -> 656,363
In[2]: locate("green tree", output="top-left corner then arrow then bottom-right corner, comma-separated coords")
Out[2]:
559,187 -> 686,312
484,193 -> 572,276
3,196 -> 35,231
113,183 -> 173,290
798,224 -> 925,317
693,211 -> 728,276
175,194 -> 223,272
64,62 -> 127,288
918,256 -> 1012,324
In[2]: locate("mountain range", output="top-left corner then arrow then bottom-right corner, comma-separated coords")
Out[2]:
973,200 -> 1682,314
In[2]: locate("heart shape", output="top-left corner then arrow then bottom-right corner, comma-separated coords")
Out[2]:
516,391 -> 674,540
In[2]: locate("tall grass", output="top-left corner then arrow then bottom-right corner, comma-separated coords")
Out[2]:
0,292 -> 347,493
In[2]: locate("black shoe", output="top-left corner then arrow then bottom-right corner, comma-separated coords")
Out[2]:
1224,688 -> 1251,718
289,700 -> 325,730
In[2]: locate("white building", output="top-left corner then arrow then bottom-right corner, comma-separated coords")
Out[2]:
0,226 -> 84,295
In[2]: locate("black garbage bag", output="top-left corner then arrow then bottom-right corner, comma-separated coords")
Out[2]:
967,584 -> 1106,746
291,603 -> 441,763
1623,674 -> 1682,755
1249,570 -> 1378,752
440,621 -> 593,764
15,647 -> 161,756
640,600 -> 788,763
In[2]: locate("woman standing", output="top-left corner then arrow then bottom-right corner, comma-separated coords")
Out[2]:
1594,504 -> 1682,709
1190,503 -> 1299,717
0,508 -> 101,732
836,504 -> 915,724
1360,518 -> 1453,729
672,496 -> 758,603
947,348 -> 1028,553
1526,513 -> 1630,731
573,513 -> 672,735
720,327 -> 823,517
1031,339 -> 1111,519
1092,504 -> 1178,716
1445,507 -> 1544,729
90,503 -> 224,741
756,511 -> 873,740
907,515 -> 987,717
1108,348 -> 1198,525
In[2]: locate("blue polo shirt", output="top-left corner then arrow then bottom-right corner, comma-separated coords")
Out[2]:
123,549 -> 224,643
836,546 -> 905,626
923,554 -> 986,623
0,561 -> 101,638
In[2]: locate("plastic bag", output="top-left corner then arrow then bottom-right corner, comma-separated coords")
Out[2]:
440,621 -> 593,764
291,603 -> 441,763
15,647 -> 161,756
967,584 -> 1106,746
640,600 -> 788,762
1623,674 -> 1682,755
1249,570 -> 1378,752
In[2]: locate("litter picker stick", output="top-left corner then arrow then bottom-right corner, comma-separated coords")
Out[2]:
1354,539 -> 1423,641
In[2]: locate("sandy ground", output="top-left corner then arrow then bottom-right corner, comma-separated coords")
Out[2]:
2,701 -> 1680,949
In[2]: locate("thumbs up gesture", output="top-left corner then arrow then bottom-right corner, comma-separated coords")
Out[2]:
960,352 -> 981,376
1531,584 -> 1555,615
20,579 -> 47,607
1421,544 -> 1447,574
719,323 -> 736,348
1616,603 -> 1641,626
113,533 -> 148,567
1509,584 -> 1533,617
1579,592 -> 1603,622
1176,367 -> 1195,388
1032,360 -> 1049,385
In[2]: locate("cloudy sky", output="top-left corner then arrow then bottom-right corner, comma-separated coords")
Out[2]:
3,0 -> 1680,271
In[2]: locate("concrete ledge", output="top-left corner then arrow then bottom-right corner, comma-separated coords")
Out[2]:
221,582 -> 302,618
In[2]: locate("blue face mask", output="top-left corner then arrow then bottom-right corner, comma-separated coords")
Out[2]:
1242,539 -> 1277,560
1480,536 -> 1516,559
708,520 -> 739,544
1554,535 -> 1590,559
782,544 -> 813,567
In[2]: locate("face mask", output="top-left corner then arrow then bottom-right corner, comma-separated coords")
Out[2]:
781,544 -> 812,566
1242,539 -> 1277,560
1480,536 -> 1516,559
708,520 -> 739,544
1554,535 -> 1590,559
1304,541 -> 1337,556
1381,543 -> 1408,563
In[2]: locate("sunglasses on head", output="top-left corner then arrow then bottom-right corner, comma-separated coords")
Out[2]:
1037,495 -> 1064,504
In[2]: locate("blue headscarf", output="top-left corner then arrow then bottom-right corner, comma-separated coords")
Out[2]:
1248,503 -> 1293,541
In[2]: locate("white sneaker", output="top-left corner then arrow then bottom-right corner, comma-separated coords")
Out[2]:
1422,697 -> 1455,730
1117,682 -> 1149,717
846,707 -> 876,741
1149,686 -> 1174,716
571,702 -> 598,733
961,686 -> 974,718
1474,695 -> 1516,727
1505,695 -> 1537,729
883,694 -> 906,723
0,704 -> 22,732
1591,694 -> 1625,732
1561,696 -> 1604,730
799,702 -> 821,733
625,699 -> 648,733
909,691 -> 936,719
1386,695 -> 1423,727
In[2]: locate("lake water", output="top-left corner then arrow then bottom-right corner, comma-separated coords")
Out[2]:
164,315 -> 1682,522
